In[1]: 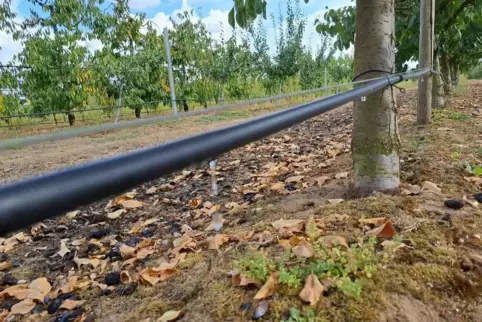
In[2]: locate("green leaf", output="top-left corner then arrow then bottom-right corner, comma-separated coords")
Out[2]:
228,8 -> 235,28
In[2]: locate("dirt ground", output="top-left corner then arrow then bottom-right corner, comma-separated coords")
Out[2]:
2,83 -> 482,322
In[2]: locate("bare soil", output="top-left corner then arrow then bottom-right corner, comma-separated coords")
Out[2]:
2,84 -> 482,322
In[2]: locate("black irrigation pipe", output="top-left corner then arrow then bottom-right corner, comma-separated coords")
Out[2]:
0,70 -> 429,235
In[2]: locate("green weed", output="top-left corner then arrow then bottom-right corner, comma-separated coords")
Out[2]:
445,113 -> 471,120
234,237 -> 399,300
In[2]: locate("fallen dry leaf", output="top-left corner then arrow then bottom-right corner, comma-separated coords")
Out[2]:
299,274 -> 324,306
314,176 -> 330,186
208,234 -> 229,250
401,184 -> 421,196
359,217 -> 387,226
318,236 -> 349,248
139,267 -> 176,286
146,187 -> 158,195
365,220 -> 397,238
59,299 -> 85,310
157,310 -> 183,322
120,271 -> 132,284
254,273 -> 278,300
463,195 -> 479,208
28,277 -> 51,294
54,239 -> 70,258
278,239 -> 292,250
73,257 -> 100,269
231,273 -> 262,287
272,219 -> 304,230
172,235 -> 193,249
269,182 -> 289,195
464,176 -> 482,185
10,298 -> 36,315
120,199 -> 144,209
0,261 -> 11,271
327,199 -> 344,204
292,240 -> 314,258
285,176 -> 304,183
421,181 -> 442,194
65,210 -> 80,219
107,209 -> 127,219
120,244 -> 136,259
335,172 -> 349,179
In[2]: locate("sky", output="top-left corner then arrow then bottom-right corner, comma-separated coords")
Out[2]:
0,0 -> 354,63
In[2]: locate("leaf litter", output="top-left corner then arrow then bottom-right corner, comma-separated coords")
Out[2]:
5,88 -> 482,321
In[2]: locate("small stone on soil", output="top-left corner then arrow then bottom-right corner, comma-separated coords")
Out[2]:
104,272 -> 122,286
474,193 -> 482,203
444,200 -> 464,210
1,274 -> 18,286
0,253 -> 8,262
89,228 -> 110,239
239,303 -> 251,311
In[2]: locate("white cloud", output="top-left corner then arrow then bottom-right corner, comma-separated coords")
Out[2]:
129,0 -> 161,10
0,32 -> 23,63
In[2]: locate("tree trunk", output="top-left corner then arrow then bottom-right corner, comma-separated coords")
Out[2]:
53,114 -> 58,125
220,84 -> 225,105
416,0 -> 433,125
352,0 -> 400,196
183,100 -> 188,112
204,102 -> 208,109
453,62 -> 460,86
441,54 -> 453,95
134,107 -> 141,118
67,112 -> 75,126
432,53 -> 445,108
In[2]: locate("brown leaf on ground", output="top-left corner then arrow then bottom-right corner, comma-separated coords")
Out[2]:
272,219 -> 304,230
136,248 -> 154,260
146,187 -> 158,195
29,277 -> 51,294
54,239 -> 71,258
278,239 -> 292,250
464,177 -> 482,185
188,198 -> 202,208
254,272 -> 278,300
173,235 -> 193,249
157,310 -> 183,322
292,240 -> 314,258
401,184 -> 421,196
139,267 -> 176,286
120,271 -> 132,284
0,310 -> 7,321
365,220 -> 397,238
208,234 -> 229,250
359,217 -> 387,226
285,176 -> 304,183
314,176 -> 330,186
335,172 -> 349,179
289,236 -> 304,247
65,210 -> 80,219
120,244 -> 136,259
73,257 -> 100,269
269,182 -> 290,195
0,285 -> 29,300
231,273 -> 262,288
328,199 -> 344,204
119,199 -> 144,209
10,298 -> 36,315
0,261 -> 11,271
421,181 -> 442,194
106,209 -> 127,219
59,299 -> 85,310
318,236 -> 349,248
299,274 -> 324,306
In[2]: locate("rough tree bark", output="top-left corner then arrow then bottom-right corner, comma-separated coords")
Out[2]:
417,0 -> 433,125
432,53 -> 445,108
134,108 -> 141,118
453,62 -> 460,86
352,0 -> 400,196
441,54 -> 453,95
67,112 -> 75,126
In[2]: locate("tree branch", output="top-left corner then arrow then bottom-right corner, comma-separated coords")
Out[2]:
444,0 -> 475,28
